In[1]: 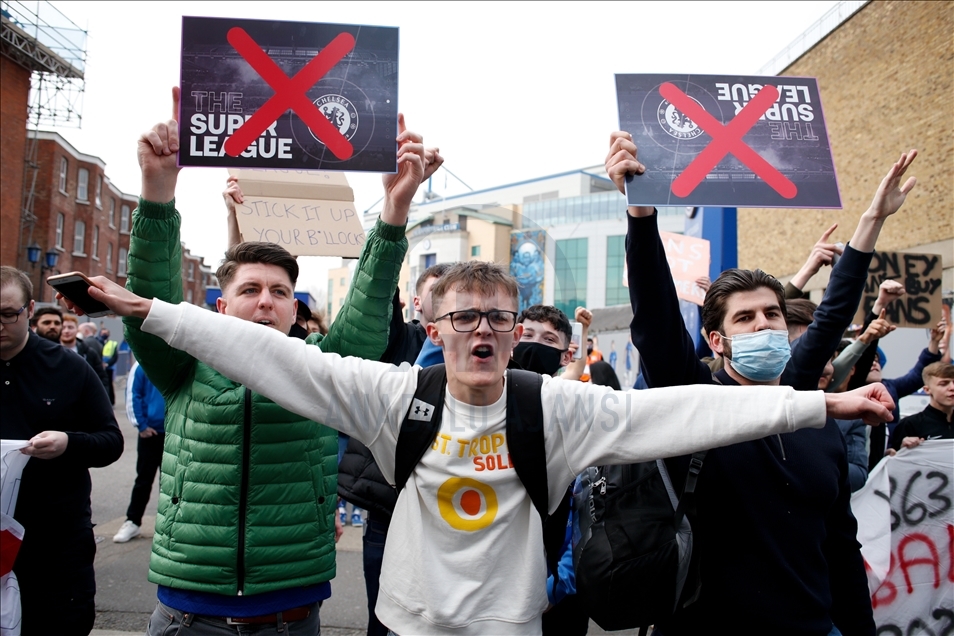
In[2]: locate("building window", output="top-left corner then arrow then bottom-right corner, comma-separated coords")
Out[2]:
58,157 -> 68,193
340,277 -> 346,286
187,262 -> 195,281
118,247 -> 128,276
92,226 -> 100,260
73,220 -> 86,255
327,279 -> 333,317
106,243 -> 114,273
109,199 -> 116,227
121,205 -> 130,233
55,213 -> 64,248
471,245 -> 481,257
95,176 -> 103,208
186,289 -> 194,304
554,238 -> 587,318
605,235 -> 627,306
77,168 -> 89,201
424,253 -> 436,269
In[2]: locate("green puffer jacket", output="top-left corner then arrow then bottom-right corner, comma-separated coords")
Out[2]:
123,198 -> 406,596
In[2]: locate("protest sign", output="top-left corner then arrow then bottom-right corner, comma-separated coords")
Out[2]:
623,231 -> 710,306
616,74 -> 840,209
180,16 -> 399,172
1,440 -> 29,636
853,251 -> 943,328
851,440 -> 953,634
228,169 -> 365,257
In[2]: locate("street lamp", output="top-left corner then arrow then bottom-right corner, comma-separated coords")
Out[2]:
26,243 -> 60,301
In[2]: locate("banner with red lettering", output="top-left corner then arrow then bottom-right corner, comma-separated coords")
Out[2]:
851,440 -> 954,634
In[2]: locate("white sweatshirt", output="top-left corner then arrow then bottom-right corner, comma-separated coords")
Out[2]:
143,300 -> 826,635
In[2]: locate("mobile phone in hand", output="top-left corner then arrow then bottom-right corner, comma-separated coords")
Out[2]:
570,321 -> 584,360
46,272 -> 111,317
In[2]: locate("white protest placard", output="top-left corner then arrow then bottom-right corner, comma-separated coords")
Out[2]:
228,169 -> 366,257
623,232 -> 711,306
850,440 -> 954,634
0,441 -> 29,518
1,440 -> 29,636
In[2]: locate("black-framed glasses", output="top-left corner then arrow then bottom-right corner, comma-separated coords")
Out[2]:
0,305 -> 27,325
435,310 -> 518,333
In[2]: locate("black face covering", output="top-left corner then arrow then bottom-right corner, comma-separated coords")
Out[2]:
288,322 -> 309,340
512,341 -> 565,376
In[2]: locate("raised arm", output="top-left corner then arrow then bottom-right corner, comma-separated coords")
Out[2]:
318,114 -> 424,360
606,132 -> 711,388
788,223 -> 842,293
223,175 -> 245,248
123,87 -> 194,396
783,152 -> 918,391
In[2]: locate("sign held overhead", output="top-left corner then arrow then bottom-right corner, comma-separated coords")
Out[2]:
616,74 -> 840,209
180,16 -> 399,173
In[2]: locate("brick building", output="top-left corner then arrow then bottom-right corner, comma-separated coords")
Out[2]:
5,131 -> 213,307
17,132 -> 136,302
739,1 -> 953,293
0,52 -> 31,267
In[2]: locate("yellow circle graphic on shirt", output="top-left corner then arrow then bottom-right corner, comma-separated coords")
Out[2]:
437,477 -> 498,531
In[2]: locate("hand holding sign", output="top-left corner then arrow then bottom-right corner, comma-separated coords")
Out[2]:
604,132 -> 653,217
139,87 -> 182,204
21,431 -> 68,460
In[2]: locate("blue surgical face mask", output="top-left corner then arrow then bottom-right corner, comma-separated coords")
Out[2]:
722,329 -> 791,382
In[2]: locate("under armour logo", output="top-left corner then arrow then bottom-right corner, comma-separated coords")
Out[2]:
409,398 -> 435,422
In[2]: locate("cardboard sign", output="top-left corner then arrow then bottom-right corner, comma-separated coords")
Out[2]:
623,232 -> 710,306
616,74 -> 840,208
851,441 -> 954,634
228,169 -> 365,257
853,251 -> 942,328
180,16 -> 399,172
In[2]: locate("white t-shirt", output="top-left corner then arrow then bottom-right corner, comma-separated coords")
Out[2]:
144,300 -> 825,635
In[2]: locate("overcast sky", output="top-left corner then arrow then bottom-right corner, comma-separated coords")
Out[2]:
46,1 -> 839,299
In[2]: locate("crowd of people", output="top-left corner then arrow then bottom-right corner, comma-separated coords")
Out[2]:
0,90 -> 950,636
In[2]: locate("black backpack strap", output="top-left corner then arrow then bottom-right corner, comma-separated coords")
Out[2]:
506,369 -> 546,517
505,370 -> 569,580
673,450 -> 706,527
395,364 -> 446,492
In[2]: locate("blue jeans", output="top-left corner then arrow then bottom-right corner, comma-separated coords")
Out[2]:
146,601 -> 321,635
364,517 -> 390,636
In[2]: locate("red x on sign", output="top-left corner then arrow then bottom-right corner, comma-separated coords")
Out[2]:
222,28 -> 356,160
660,82 -> 797,199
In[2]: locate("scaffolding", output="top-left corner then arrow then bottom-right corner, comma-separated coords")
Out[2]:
1,1 -> 86,272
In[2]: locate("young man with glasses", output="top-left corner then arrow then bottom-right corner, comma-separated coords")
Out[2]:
0,266 -> 123,635
78,260 -> 892,635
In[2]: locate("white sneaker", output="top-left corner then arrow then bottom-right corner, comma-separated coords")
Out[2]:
113,520 -> 141,543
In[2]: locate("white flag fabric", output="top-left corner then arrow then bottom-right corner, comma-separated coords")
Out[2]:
850,439 -> 954,634
0,440 -> 29,636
